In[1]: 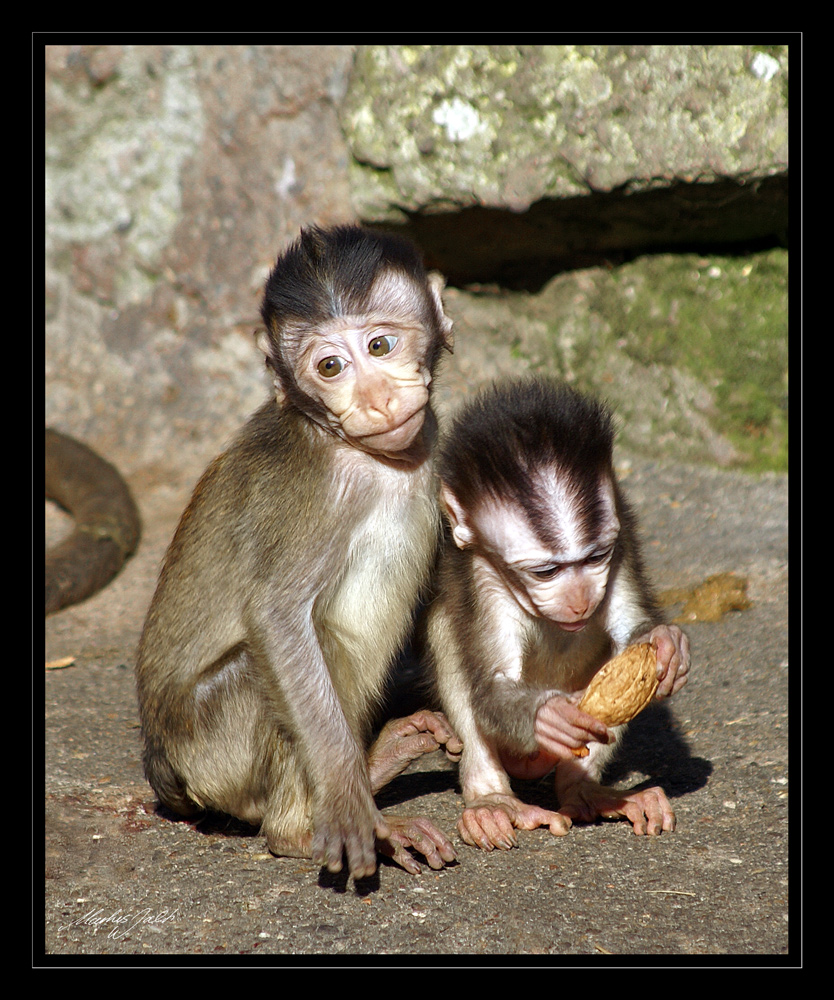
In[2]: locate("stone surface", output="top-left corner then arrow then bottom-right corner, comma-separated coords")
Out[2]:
45,43 -> 788,483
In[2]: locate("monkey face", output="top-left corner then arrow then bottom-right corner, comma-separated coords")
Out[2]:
442,477 -> 620,631
258,235 -> 453,460
294,317 -> 434,457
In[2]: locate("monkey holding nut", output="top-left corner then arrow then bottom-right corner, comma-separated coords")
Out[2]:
424,378 -> 690,850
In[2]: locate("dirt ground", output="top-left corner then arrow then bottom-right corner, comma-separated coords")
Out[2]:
42,443 -> 792,966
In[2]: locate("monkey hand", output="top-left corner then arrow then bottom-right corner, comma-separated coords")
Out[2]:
376,814 -> 457,874
556,776 -> 676,836
533,694 -> 613,760
310,777 -> 392,880
636,624 -> 691,699
367,710 -> 463,793
458,793 -> 571,851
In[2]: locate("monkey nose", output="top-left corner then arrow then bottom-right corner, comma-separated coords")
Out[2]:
360,387 -> 396,419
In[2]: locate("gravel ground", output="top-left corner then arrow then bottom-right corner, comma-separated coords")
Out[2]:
43,455 -> 792,966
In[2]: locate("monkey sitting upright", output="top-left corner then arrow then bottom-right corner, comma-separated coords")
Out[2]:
136,225 -> 462,880
424,378 -> 690,851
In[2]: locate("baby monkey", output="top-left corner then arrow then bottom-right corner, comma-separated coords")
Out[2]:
425,378 -> 690,850
136,225 -> 460,880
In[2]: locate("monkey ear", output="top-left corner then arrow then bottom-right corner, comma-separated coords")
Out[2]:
440,484 -> 474,549
428,272 -> 454,354
255,328 -> 287,404
255,327 -> 274,362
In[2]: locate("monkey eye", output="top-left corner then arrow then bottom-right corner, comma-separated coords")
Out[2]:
317,356 -> 346,378
368,334 -> 398,358
586,547 -> 614,565
530,565 -> 562,580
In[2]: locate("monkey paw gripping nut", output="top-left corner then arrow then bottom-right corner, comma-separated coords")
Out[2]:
572,643 -> 659,756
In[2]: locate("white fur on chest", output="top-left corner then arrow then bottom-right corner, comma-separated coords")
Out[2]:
319,458 -> 438,660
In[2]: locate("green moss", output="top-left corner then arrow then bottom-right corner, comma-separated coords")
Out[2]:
519,249 -> 788,472
611,253 -> 787,471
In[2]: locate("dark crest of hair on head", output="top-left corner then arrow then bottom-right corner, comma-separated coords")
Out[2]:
258,226 -> 438,417
439,378 -> 615,517
260,225 -> 428,330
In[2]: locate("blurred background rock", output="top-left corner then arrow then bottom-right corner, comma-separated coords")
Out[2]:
45,42 -> 788,492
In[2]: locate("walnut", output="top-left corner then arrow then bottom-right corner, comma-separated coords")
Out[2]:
572,643 -> 659,756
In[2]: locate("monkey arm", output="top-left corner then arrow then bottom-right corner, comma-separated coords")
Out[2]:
450,674 -> 575,849
470,659 -> 612,761
247,601 -> 388,878
605,550 -> 690,696
471,675 -> 562,756
428,606 -> 578,850
458,599 -> 563,757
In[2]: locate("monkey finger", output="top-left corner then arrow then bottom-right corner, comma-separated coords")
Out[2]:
537,700 -> 610,745
511,803 -> 572,837
368,730 -> 457,792
371,712 -> 459,759
655,652 -> 690,698
391,732 -> 449,759
650,625 -> 691,697
344,831 -> 383,880
387,709 -> 445,736
377,838 -> 423,875
311,831 -> 346,875
536,719 -> 610,758
533,736 -> 582,761
437,726 -> 464,760
627,787 -> 676,835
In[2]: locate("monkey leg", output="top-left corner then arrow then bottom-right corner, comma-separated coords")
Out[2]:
160,714 -> 328,866
365,711 -> 462,872
146,681 -> 460,874
259,761 -> 319,860
143,717 -> 278,827
556,777 -> 676,835
458,793 -> 572,851
142,648 -> 317,839
262,712 -> 463,876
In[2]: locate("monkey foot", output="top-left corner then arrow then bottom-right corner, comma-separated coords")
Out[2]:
367,710 -> 463,793
557,779 -> 676,835
458,793 -> 571,851
265,828 -> 313,860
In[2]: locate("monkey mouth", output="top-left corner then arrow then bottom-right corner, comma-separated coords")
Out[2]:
556,619 -> 589,632
358,409 -> 426,453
